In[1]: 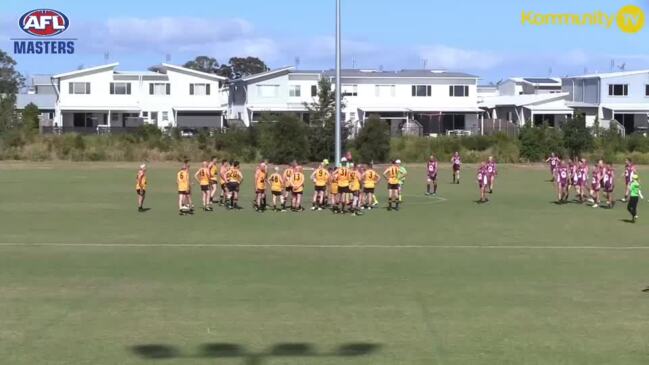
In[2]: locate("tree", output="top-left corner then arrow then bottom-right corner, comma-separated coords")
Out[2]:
562,114 -> 593,159
354,114 -> 390,163
227,57 -> 269,78
21,102 -> 40,131
304,77 -> 349,161
183,56 -> 220,74
305,77 -> 336,127
0,49 -> 24,131
258,115 -> 308,163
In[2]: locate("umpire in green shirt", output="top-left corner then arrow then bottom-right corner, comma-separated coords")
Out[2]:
627,174 -> 643,223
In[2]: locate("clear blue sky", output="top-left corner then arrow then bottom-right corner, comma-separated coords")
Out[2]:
1,0 -> 648,83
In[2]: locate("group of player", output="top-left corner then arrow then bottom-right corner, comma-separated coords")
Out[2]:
253,157 -> 408,215
546,153 -> 644,222
135,156 -> 412,215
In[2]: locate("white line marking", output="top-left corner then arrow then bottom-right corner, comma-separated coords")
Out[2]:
0,242 -> 648,250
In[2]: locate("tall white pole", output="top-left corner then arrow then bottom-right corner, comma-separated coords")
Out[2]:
334,0 -> 342,165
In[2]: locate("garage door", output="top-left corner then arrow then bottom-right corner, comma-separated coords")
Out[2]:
176,111 -> 222,128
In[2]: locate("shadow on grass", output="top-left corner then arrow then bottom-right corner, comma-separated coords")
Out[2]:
620,219 -> 636,224
131,344 -> 179,359
131,342 -> 381,363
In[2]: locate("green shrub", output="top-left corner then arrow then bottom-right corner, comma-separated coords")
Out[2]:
355,115 -> 390,163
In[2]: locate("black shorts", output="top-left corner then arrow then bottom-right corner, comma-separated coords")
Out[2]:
339,186 -> 350,194
351,190 -> 359,196
200,185 -> 210,192
388,183 -> 399,190
285,186 -> 293,192
221,183 -> 226,190
272,191 -> 282,196
363,187 -> 375,194
226,182 -> 240,192
315,185 -> 326,192
136,189 -> 146,196
293,191 -> 303,196
178,190 -> 189,195
210,180 -> 218,186
256,189 -> 265,194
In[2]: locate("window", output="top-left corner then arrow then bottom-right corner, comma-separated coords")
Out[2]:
449,85 -> 469,97
162,111 -> 169,121
257,84 -> 279,98
142,111 -> 149,118
190,83 -> 210,95
342,84 -> 358,96
507,112 -> 513,122
349,112 -> 356,120
375,85 -> 396,97
110,82 -> 131,95
69,82 -> 91,94
149,83 -> 170,95
289,85 -> 301,97
151,112 -> 158,125
311,85 -> 317,97
411,85 -> 432,97
608,84 -> 628,96
645,84 -> 649,96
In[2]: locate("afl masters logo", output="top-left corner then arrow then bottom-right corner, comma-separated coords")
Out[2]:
12,9 -> 75,54
522,4 -> 645,34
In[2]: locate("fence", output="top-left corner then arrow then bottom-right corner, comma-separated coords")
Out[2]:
42,126 -> 143,135
481,118 -> 519,137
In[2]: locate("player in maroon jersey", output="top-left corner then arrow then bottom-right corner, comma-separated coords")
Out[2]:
477,162 -> 488,203
623,158 -> 636,202
451,151 -> 461,184
425,154 -> 438,195
545,152 -> 559,181
486,156 -> 497,194
575,159 -> 587,202
602,164 -> 615,208
557,161 -> 570,203
590,164 -> 602,208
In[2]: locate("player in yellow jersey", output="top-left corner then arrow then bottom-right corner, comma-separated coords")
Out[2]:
334,157 -> 352,213
310,160 -> 330,210
254,162 -> 268,212
194,161 -> 213,211
362,163 -> 380,210
208,156 -> 219,204
135,163 -> 147,212
225,161 -> 243,209
218,159 -> 229,205
383,160 -> 401,211
177,160 -> 193,215
291,165 -> 306,211
282,161 -> 296,210
349,163 -> 363,215
268,166 -> 285,212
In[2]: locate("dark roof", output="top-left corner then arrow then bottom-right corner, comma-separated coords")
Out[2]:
322,69 -> 477,78
522,77 -> 560,84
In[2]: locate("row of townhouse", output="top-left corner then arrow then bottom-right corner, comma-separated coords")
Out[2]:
15,62 -> 649,136
228,67 -> 481,135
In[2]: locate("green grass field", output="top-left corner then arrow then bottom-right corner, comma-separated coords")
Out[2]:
1,161 -> 649,365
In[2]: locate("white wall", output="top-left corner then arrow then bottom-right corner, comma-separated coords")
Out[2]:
55,67 -> 227,128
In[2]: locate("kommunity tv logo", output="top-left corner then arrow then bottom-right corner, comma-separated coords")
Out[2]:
522,4 -> 645,34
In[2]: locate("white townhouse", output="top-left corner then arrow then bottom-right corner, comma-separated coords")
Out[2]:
325,69 -> 481,136
228,66 -> 321,126
562,69 -> 649,133
497,77 -> 563,95
51,63 -> 228,132
229,67 -> 481,135
479,77 -> 573,127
